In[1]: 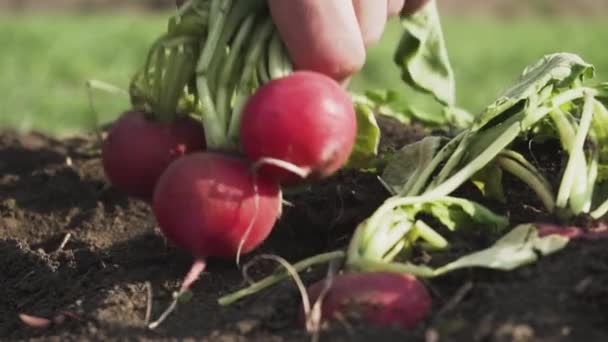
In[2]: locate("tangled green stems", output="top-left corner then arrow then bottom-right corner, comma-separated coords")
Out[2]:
132,0 -> 292,151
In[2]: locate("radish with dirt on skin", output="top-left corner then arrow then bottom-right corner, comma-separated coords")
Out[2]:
239,71 -> 357,185
101,110 -> 205,200
302,272 -> 432,330
148,152 -> 283,329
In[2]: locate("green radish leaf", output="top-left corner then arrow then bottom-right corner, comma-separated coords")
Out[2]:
395,0 -> 455,107
360,89 -> 413,124
595,82 -> 608,100
442,106 -> 475,128
591,98 -> 608,183
474,53 -> 594,130
351,195 -> 508,264
349,224 -> 569,278
434,224 -> 569,275
346,103 -> 381,169
472,163 -> 506,203
380,136 -> 446,195
418,197 -> 509,232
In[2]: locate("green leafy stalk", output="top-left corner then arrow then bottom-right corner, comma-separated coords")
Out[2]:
426,132 -> 472,188
207,0 -> 266,92
226,18 -> 275,144
381,136 -> 443,195
156,39 -> 197,122
349,224 -> 569,278
256,45 -> 271,84
414,219 -> 449,249
424,122 -> 521,198
268,31 -> 291,79
497,156 -> 555,212
395,0 -> 455,107
344,102 -> 381,169
215,14 -> 256,131
556,91 -> 595,213
196,0 -> 233,74
195,0 -> 233,150
406,131 -> 465,196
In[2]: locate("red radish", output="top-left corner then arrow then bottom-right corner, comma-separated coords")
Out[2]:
239,71 -> 357,185
302,272 -> 431,330
102,110 -> 205,200
152,152 -> 282,259
148,152 -> 282,329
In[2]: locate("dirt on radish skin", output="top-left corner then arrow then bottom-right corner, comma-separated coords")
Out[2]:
101,110 -> 205,200
302,272 -> 432,330
152,152 -> 282,259
240,71 -> 357,186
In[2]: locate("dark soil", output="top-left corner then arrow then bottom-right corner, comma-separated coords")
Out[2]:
1,120 -> 607,342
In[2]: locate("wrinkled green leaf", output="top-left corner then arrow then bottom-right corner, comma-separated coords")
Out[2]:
349,224 -> 569,278
351,195 -> 509,263
419,197 -> 509,232
380,136 -> 446,195
346,103 -> 381,169
395,0 -> 455,107
474,53 -> 594,130
434,224 -> 569,275
443,106 -> 475,128
356,89 -> 448,127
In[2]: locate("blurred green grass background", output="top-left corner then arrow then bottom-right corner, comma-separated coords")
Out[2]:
1,13 -> 607,136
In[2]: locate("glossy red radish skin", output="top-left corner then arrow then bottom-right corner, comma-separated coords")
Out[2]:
302,272 -> 431,330
102,110 -> 206,200
152,152 -> 282,259
240,71 -> 357,185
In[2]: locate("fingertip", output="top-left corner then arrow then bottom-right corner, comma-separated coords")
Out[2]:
353,0 -> 388,48
387,0 -> 405,17
268,0 -> 366,82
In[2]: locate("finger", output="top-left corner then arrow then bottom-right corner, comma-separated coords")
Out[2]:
352,0 -> 388,48
268,0 -> 366,82
387,0 -> 405,17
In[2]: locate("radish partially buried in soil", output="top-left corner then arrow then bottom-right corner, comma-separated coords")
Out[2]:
239,71 -> 357,186
102,110 -> 206,200
148,152 -> 282,328
302,272 -> 432,330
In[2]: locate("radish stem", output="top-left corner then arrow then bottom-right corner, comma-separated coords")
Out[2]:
414,220 -> 449,249
497,156 -> 555,212
556,91 -> 594,212
218,251 -> 345,306
407,131 -> 465,196
424,122 -> 521,198
215,15 -> 255,130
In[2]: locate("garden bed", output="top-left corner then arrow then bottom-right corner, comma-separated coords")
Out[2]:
1,119 -> 607,341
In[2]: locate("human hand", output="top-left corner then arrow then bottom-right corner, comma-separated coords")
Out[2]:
268,0 -> 429,83
174,0 -> 430,83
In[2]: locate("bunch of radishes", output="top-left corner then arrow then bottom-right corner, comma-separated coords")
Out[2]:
100,0 -> 432,331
